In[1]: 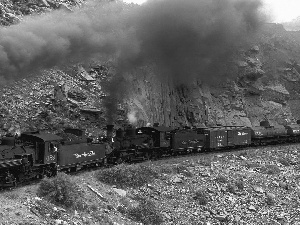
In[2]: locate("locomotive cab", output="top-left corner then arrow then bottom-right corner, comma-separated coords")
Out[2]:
20,133 -> 63,164
136,126 -> 173,148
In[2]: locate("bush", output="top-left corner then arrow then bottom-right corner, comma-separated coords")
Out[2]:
95,163 -> 159,188
260,164 -> 281,175
125,196 -> 163,225
198,157 -> 213,166
235,179 -> 245,191
265,193 -> 276,206
243,161 -> 261,169
227,183 -> 237,194
175,164 -> 193,177
278,157 -> 291,166
193,188 -> 209,205
91,212 -> 114,225
159,164 -> 175,174
215,174 -> 228,184
37,172 -> 85,210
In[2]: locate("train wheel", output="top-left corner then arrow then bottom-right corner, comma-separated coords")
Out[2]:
143,152 -> 151,161
116,157 -> 125,165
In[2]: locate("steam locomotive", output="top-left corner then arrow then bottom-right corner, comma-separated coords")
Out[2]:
1,120 -> 300,187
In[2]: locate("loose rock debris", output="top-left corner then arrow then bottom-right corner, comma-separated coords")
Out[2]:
3,141 -> 300,225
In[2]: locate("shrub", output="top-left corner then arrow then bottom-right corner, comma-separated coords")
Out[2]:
4,191 -> 19,200
227,183 -> 237,194
193,188 -> 209,205
126,196 -> 163,225
237,151 -> 248,157
175,164 -> 193,177
159,164 -> 176,174
198,157 -> 213,167
260,164 -> 281,175
265,193 -> 276,206
235,179 -> 245,191
37,172 -> 85,210
215,174 -> 228,184
278,157 -> 291,166
91,212 -> 114,225
243,161 -> 261,169
95,163 -> 159,188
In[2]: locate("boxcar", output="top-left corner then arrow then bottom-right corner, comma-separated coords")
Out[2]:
198,127 -> 228,149
224,126 -> 251,147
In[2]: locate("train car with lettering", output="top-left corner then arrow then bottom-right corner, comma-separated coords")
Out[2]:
171,128 -> 204,154
56,132 -> 107,171
224,126 -> 251,147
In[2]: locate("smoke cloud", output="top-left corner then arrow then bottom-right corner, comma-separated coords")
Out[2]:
125,0 -> 265,84
0,0 -> 265,83
0,0 -> 265,121
0,1 -> 135,81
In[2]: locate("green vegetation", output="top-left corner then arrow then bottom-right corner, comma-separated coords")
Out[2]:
277,157 -> 291,166
260,164 -> 281,175
193,188 -> 209,205
235,178 -> 245,191
95,163 -> 159,188
215,174 -> 228,184
37,172 -> 85,210
123,196 -> 164,225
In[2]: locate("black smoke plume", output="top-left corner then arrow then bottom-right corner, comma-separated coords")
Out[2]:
0,0 -> 265,121
104,0 -> 265,122
125,0 -> 265,84
0,1 -> 134,81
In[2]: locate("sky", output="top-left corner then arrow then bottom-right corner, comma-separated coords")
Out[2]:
123,0 -> 300,23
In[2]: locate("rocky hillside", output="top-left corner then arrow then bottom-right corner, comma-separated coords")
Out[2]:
1,0 -> 300,135
127,23 -> 300,128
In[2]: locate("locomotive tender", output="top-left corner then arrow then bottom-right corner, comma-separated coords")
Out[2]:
1,120 -> 300,187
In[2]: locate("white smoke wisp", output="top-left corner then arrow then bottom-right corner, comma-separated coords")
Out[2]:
127,110 -> 138,125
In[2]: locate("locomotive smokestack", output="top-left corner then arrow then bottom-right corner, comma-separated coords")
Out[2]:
106,125 -> 114,140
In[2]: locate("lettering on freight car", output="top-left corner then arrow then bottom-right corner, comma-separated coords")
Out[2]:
238,132 -> 248,136
181,140 -> 199,145
46,155 -> 55,161
73,151 -> 96,159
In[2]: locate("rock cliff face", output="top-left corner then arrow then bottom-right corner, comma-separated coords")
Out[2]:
1,1 -> 300,132
125,23 -> 300,128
